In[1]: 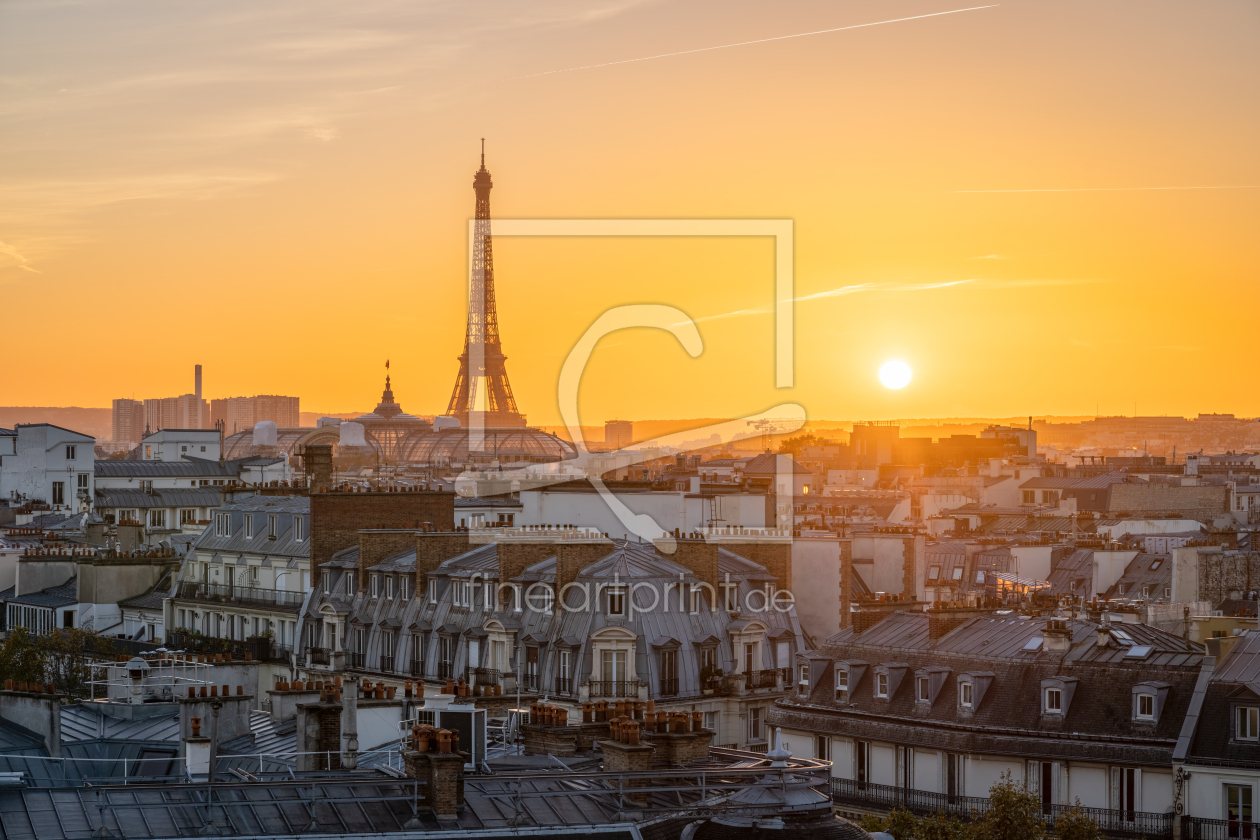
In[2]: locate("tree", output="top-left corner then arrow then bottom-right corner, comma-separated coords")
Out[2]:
970,772 -> 1046,840
777,433 -> 822,456
0,628 -> 115,699
1053,802 -> 1102,840
0,628 -> 45,684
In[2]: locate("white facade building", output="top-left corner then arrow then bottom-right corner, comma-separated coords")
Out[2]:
0,424 -> 95,510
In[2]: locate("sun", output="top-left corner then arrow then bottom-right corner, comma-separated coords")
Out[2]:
879,360 -> 912,390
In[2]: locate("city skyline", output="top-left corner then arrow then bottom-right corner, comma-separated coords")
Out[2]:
2,0 -> 1257,425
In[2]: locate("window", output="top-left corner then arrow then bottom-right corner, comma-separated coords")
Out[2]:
724,584 -> 738,612
835,668 -> 848,700
1164,587 -> 1171,599
149,509 -> 166,528
77,474 -> 89,493
52,482 -> 65,505
346,572 -> 356,596
606,586 -> 626,616
1136,693 -> 1154,720
815,735 -> 831,761
354,628 -> 365,654
428,579 -> 438,603
749,707 -> 763,742
268,515 -> 277,538
181,445 -> 187,453
1045,687 -> 1062,713
975,570 -> 985,584
323,574 -> 330,594
245,514 -> 253,539
215,513 -> 229,536
704,710 -> 718,731
856,741 -> 871,785
1227,784 -> 1253,833
1070,579 -> 1078,592
180,509 -> 196,526
200,445 -> 206,452
1238,706 -> 1260,741
294,517 -> 304,541
250,565 -> 259,582
65,445 -> 76,460
700,646 -> 717,673
400,576 -> 410,601
689,584 -> 701,614
917,677 -> 930,702
386,576 -> 394,599
559,648 -> 572,681
370,574 -> 379,598
1149,560 -> 1162,570
1117,584 -> 1126,595
1023,490 -> 1035,504
961,682 -> 974,708
951,567 -> 963,580
876,673 -> 889,698
928,566 -> 940,580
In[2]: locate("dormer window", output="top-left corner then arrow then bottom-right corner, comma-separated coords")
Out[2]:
1136,693 -> 1154,720
346,573 -> 355,596
385,575 -> 394,599
835,668 -> 848,701
961,682 -> 973,708
370,574 -> 380,598
876,673 -> 889,698
928,566 -> 940,580
1239,707 -> 1260,741
245,514 -> 254,539
294,517 -> 304,541
1044,687 -> 1062,713
917,677 -> 930,702
607,586 -> 626,617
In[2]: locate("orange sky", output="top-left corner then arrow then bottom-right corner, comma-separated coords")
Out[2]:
2,0 -> 1257,428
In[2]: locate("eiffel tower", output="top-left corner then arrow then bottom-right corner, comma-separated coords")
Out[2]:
445,141 -> 527,429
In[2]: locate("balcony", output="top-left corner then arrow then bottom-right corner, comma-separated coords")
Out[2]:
348,652 -> 366,669
1186,817 -> 1260,839
831,778 -> 1172,839
589,680 -> 640,698
554,676 -> 574,695
468,667 -> 500,686
747,670 -> 779,690
410,658 -> 424,677
437,662 -> 454,680
310,647 -> 330,666
380,654 -> 395,673
523,672 -> 539,692
176,581 -> 304,612
659,677 -> 679,697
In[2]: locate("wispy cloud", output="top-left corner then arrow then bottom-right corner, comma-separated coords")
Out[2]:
970,254 -> 1007,260
523,5 -> 999,77
682,277 -> 1101,325
0,242 -> 41,274
954,186 -> 1260,193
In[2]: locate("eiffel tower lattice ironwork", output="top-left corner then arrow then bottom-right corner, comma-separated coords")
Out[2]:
445,141 -> 527,429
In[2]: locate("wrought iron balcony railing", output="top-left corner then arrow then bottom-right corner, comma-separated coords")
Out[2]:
437,662 -> 454,680
410,658 -> 424,677
747,670 -> 779,689
1185,816 -> 1260,840
348,652 -> 366,669
589,680 -> 640,698
554,676 -> 574,695
309,647 -> 330,666
659,677 -> 679,697
380,654 -> 395,673
468,667 -> 500,686
176,581 -> 304,611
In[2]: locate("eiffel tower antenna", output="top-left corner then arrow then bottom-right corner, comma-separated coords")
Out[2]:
445,141 -> 526,429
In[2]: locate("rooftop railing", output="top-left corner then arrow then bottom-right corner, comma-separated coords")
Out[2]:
831,778 -> 1173,839
589,679 -> 640,698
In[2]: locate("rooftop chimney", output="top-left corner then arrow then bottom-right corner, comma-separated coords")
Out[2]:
195,364 -> 202,400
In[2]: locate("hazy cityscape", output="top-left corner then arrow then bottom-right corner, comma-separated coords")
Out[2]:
2,2 -> 1258,840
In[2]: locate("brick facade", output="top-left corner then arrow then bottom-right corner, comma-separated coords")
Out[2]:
555,541 -> 615,593
310,489 -> 453,589
416,532 -> 471,595
839,539 -> 854,629
358,529 -> 420,588
665,539 -> 720,591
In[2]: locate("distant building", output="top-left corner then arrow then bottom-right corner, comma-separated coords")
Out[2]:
144,394 -> 209,433
111,399 -> 146,446
0,424 -> 95,510
211,394 -> 301,433
604,419 -> 633,448
135,428 -> 222,462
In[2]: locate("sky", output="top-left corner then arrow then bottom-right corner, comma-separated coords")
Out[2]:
2,0 -> 1257,428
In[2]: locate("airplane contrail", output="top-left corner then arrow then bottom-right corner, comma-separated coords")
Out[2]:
523,5 -> 1000,78
955,186 -> 1260,193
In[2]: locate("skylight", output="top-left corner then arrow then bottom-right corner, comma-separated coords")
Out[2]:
1022,637 -> 1044,652
1112,629 -> 1135,644
1124,645 -> 1153,660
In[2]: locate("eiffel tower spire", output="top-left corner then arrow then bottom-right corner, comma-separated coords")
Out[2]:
445,141 -> 527,428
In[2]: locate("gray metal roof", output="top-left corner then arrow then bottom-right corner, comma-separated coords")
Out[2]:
95,488 -> 224,509
94,458 -> 277,479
